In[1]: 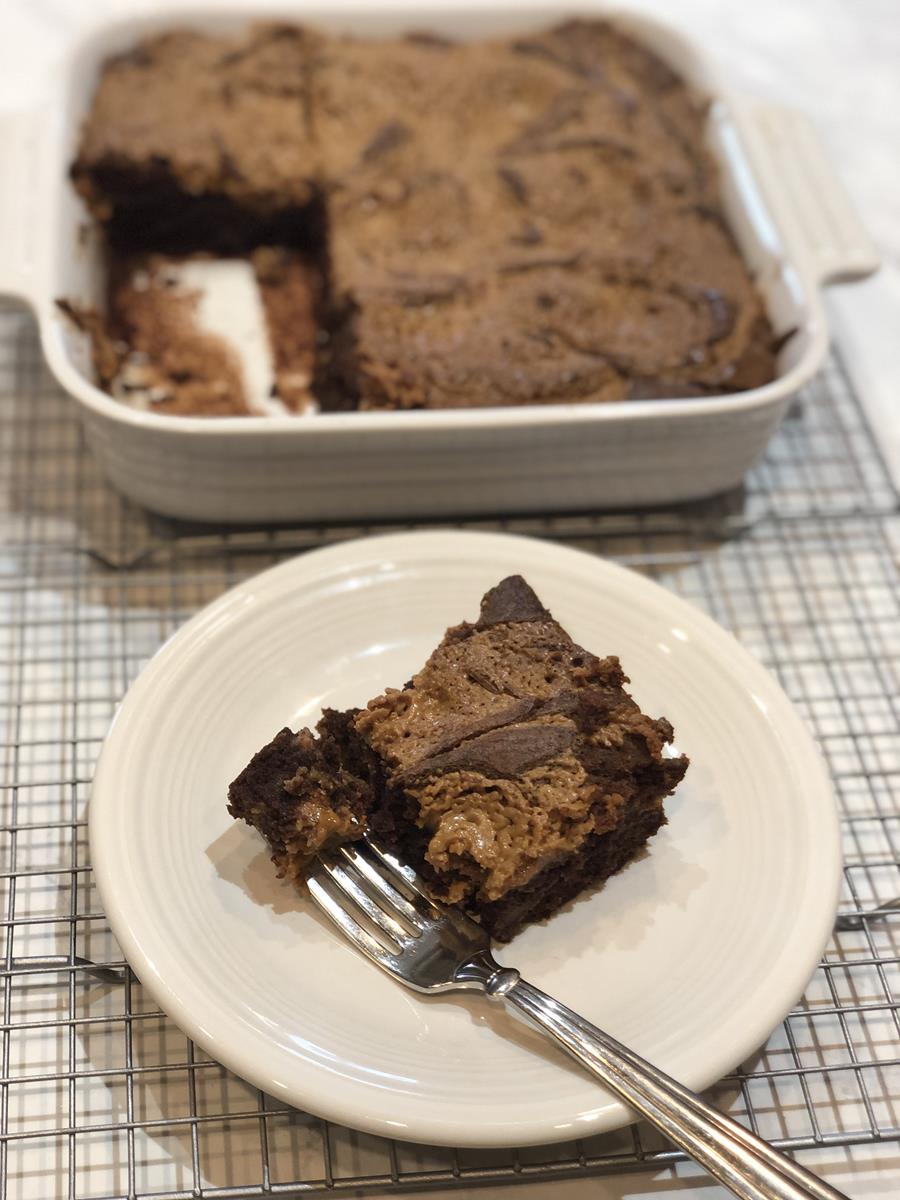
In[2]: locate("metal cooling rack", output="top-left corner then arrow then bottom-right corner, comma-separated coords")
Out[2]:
1,308 -> 898,1199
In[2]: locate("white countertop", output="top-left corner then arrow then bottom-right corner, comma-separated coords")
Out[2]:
1,2 -> 897,1198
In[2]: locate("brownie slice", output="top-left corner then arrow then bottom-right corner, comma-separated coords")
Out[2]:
227,577 -> 688,940
71,24 -> 323,254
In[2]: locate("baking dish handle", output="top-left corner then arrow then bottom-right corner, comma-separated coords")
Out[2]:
0,107 -> 42,309
738,101 -> 879,286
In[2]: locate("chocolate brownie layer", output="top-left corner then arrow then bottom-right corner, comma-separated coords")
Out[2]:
227,712 -> 373,883
71,20 -> 777,414
250,247 -> 324,412
62,250 -> 325,415
71,25 -> 320,251
227,577 -> 688,940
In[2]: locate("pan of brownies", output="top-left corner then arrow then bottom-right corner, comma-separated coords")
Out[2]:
0,4 -> 878,521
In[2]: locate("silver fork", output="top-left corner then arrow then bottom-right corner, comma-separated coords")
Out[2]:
309,837 -> 849,1200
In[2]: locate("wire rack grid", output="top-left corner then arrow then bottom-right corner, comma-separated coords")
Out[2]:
0,308 -> 898,1199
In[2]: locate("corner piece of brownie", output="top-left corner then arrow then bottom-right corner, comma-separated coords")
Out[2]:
227,576 -> 688,940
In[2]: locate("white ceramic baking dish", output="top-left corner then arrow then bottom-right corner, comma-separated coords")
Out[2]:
0,1 -> 879,524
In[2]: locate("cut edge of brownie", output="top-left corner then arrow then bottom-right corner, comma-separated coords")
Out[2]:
476,799 -> 668,941
226,712 -> 372,883
227,576 -> 689,940
70,160 -> 326,257
473,755 -> 685,941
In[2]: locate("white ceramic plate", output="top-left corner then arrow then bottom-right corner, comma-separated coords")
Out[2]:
90,531 -> 841,1148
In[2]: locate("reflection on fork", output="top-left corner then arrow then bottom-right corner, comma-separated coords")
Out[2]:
7,954 -> 126,984
834,895 -> 900,931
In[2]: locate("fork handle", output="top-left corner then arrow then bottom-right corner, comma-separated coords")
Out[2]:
503,979 -> 848,1200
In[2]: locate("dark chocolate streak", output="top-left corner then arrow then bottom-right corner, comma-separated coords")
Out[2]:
496,166 -> 529,205
361,120 -> 412,163
476,576 -> 551,627
510,38 -> 605,85
534,136 -> 636,158
412,696 -> 537,763
399,690 -> 581,781
400,719 -> 576,781
674,284 -> 735,343
380,272 -> 468,306
499,254 -> 584,275
404,31 -> 455,48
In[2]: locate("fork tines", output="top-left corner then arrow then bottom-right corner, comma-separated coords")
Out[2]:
308,838 -> 435,958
